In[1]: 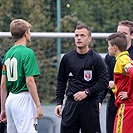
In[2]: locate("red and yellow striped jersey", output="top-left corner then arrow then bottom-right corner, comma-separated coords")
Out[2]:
114,51 -> 133,107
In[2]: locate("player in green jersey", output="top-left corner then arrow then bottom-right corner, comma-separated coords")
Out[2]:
0,19 -> 43,133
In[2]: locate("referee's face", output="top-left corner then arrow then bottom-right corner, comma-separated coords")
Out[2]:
75,28 -> 92,49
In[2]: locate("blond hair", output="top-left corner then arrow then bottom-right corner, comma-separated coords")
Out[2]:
10,19 -> 31,41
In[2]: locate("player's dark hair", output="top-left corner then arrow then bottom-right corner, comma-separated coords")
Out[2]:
107,32 -> 127,52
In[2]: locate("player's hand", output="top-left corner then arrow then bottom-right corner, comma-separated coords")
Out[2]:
36,105 -> 43,119
118,91 -> 128,100
0,110 -> 7,123
108,81 -> 114,89
99,103 -> 102,113
73,91 -> 87,101
55,105 -> 62,118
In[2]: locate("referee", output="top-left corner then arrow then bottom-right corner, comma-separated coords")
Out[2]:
55,24 -> 109,133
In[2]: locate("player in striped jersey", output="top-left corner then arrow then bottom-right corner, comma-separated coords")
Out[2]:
107,32 -> 133,133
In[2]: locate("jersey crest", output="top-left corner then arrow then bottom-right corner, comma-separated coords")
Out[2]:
84,70 -> 92,81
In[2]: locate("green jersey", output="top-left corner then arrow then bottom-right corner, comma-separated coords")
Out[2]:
2,45 -> 40,94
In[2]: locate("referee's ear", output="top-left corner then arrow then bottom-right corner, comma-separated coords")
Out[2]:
88,36 -> 92,43
130,32 -> 133,40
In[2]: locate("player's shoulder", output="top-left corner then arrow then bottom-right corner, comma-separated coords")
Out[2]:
105,53 -> 115,61
22,46 -> 34,54
90,49 -> 102,60
128,45 -> 133,59
63,50 -> 75,58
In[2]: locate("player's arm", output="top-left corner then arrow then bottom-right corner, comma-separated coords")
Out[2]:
98,54 -> 113,104
0,75 -> 7,122
55,104 -> 62,118
55,55 -> 68,118
125,63 -> 133,97
26,76 -> 43,119
119,63 -> 133,100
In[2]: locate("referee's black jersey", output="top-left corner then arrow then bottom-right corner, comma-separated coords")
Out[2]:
56,48 -> 109,105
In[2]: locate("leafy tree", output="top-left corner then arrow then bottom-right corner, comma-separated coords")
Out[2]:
0,0 -> 57,104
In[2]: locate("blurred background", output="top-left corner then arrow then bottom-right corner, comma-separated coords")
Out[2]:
1,0 -> 133,104
1,1 -> 133,132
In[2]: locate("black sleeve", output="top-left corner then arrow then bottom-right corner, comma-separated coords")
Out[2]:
56,55 -> 68,105
98,87 -> 108,104
98,54 -> 115,103
128,45 -> 133,60
105,54 -> 115,81
87,53 -> 109,97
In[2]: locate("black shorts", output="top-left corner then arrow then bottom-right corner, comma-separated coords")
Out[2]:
61,97 -> 101,133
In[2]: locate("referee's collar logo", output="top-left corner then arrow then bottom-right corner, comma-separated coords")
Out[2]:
84,70 -> 92,81
69,72 -> 73,76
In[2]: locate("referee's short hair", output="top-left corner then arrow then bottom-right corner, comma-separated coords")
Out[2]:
76,24 -> 92,36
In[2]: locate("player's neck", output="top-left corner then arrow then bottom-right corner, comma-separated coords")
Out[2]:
76,47 -> 89,54
14,38 -> 26,46
127,43 -> 131,50
115,50 -> 122,57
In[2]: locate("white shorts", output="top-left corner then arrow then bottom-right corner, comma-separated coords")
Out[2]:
5,92 -> 37,133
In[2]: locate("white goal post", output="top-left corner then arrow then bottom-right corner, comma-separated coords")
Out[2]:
0,32 -> 112,38
0,32 -> 111,59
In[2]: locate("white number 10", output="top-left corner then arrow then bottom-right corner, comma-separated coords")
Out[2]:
5,58 -> 18,81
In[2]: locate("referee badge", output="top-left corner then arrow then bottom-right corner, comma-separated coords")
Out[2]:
84,70 -> 92,81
